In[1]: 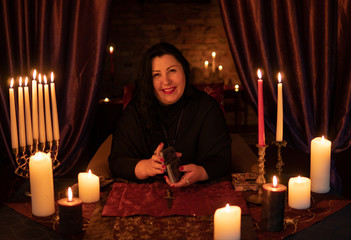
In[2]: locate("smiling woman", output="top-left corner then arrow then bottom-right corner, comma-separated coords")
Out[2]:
108,42 -> 232,188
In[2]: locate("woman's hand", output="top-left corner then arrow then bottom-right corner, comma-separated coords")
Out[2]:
164,163 -> 209,188
135,143 -> 166,180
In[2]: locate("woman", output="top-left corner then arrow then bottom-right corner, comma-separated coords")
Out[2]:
108,42 -> 231,187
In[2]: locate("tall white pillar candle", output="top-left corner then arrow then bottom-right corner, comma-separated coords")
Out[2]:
9,78 -> 18,149
288,176 -> 311,209
50,72 -> 60,140
29,151 -> 55,217
18,77 -> 26,147
38,74 -> 46,143
214,204 -> 241,240
43,75 -> 53,142
24,77 -> 33,146
78,170 -> 100,203
32,70 -> 39,140
310,136 -> 331,193
212,52 -> 216,73
276,73 -> 283,141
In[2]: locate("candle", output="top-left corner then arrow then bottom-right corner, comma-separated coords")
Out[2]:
218,65 -> 223,78
32,70 -> 39,141
38,74 -> 46,143
18,77 -> 26,147
50,72 -> 60,140
29,151 -> 55,216
257,69 -> 265,146
310,136 -> 331,193
58,187 -> 83,236
212,52 -> 216,73
288,176 -> 311,209
44,75 -> 53,142
276,73 -> 283,141
109,46 -> 114,73
9,78 -> 18,149
78,170 -> 100,203
204,60 -> 209,78
261,176 -> 287,232
24,77 -> 33,146
214,204 -> 241,240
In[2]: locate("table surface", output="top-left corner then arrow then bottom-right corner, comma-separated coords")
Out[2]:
1,178 -> 351,240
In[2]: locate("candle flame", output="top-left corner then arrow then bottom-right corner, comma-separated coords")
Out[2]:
104,98 -> 110,102
225,203 -> 230,212
19,77 -> 22,87
33,69 -> 37,80
38,73 -> 42,83
235,84 -> 240,92
212,52 -> 216,58
297,175 -> 301,183
10,78 -> 14,88
204,61 -> 209,67
218,65 -> 223,71
43,75 -> 47,84
257,69 -> 262,79
273,175 -> 278,187
88,169 -> 92,175
109,46 -> 114,54
67,187 -> 73,202
51,72 -> 54,83
321,136 -> 325,143
25,77 -> 28,86
278,72 -> 282,83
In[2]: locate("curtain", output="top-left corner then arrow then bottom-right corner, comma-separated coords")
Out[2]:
218,0 -> 351,189
0,0 -> 111,176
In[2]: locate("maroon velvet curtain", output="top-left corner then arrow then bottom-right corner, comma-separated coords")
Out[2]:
218,0 -> 351,154
0,0 -> 111,176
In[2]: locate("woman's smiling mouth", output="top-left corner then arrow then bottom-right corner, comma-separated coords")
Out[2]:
162,87 -> 176,94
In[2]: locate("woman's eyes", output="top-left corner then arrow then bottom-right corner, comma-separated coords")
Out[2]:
153,73 -> 160,78
169,68 -> 177,73
153,68 -> 177,78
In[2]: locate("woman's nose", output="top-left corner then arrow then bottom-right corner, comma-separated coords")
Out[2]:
161,74 -> 171,85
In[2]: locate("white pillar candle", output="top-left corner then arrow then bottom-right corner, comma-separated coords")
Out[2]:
214,204 -> 241,240
24,77 -> 33,146
18,77 -> 26,147
32,70 -> 39,141
50,72 -> 60,140
212,52 -> 216,73
43,75 -> 53,142
276,73 -> 283,142
29,151 -> 55,217
78,170 -> 100,203
310,136 -> 331,193
38,74 -> 46,143
9,78 -> 18,149
288,176 -> 311,209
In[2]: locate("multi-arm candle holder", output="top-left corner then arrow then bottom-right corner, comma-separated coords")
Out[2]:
247,144 -> 268,205
273,140 -> 287,177
14,139 -> 60,178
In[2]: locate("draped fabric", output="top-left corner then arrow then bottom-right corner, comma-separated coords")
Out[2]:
218,0 -> 351,154
0,0 -> 111,176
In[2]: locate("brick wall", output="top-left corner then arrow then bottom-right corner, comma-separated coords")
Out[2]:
100,0 -> 240,98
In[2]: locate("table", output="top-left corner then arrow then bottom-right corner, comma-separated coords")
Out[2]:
1,178 -> 351,240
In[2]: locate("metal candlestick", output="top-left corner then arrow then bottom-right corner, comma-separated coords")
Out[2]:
14,139 -> 60,178
247,144 -> 268,205
273,140 -> 287,177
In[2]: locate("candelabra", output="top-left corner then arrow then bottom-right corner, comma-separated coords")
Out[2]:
14,139 -> 60,178
273,140 -> 287,177
247,144 -> 268,205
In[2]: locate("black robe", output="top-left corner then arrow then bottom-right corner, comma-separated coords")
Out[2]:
108,88 -> 232,181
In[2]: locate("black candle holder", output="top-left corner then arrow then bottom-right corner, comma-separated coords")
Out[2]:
247,144 -> 268,205
273,140 -> 287,177
14,139 -> 60,178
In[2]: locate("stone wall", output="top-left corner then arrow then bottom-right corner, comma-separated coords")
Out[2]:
100,0 -> 240,98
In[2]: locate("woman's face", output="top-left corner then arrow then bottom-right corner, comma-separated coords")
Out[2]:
152,54 -> 186,105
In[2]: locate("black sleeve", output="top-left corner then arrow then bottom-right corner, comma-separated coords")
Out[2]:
195,95 -> 232,180
108,105 -> 148,180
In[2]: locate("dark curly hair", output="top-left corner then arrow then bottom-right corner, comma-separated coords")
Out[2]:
132,42 -> 194,135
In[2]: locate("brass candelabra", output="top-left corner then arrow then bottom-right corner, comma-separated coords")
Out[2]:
273,140 -> 287,177
14,139 -> 60,178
